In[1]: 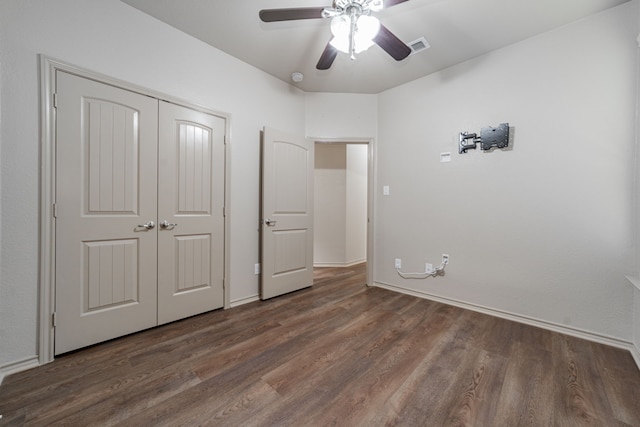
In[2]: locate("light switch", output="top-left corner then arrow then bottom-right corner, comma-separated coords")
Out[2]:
383,185 -> 390,196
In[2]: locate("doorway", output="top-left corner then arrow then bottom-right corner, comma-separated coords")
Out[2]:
259,131 -> 374,299
313,140 -> 373,285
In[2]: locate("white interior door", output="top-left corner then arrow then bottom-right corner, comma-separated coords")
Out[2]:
55,72 -> 227,354
157,101 -> 225,324
55,71 -> 158,354
261,127 -> 314,299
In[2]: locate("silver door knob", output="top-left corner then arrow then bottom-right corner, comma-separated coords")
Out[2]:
265,219 -> 276,226
160,220 -> 178,229
138,221 -> 155,230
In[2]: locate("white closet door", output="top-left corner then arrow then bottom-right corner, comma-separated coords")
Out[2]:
55,71 -> 159,354
157,101 -> 225,324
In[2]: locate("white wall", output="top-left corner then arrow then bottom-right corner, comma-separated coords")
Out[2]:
0,0 -> 305,371
305,93 -> 378,139
314,144 -> 347,264
376,2 -> 638,341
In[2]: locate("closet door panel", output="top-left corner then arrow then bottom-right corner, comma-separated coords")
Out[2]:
157,101 -> 225,324
55,71 -> 158,355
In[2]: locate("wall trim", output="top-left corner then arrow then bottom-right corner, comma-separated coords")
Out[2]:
314,259 -> 366,268
230,295 -> 260,308
0,356 -> 40,386
372,281 -> 640,371
632,344 -> 640,370
38,55 -> 233,365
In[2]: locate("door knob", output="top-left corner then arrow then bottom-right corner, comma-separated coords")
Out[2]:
160,220 -> 178,229
265,219 -> 276,226
138,221 -> 155,230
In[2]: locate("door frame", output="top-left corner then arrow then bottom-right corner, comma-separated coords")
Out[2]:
38,56 -> 232,364
312,137 -> 375,286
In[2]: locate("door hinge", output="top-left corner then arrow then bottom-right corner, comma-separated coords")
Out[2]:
52,203 -> 57,218
52,312 -> 57,327
53,93 -> 58,109
223,206 -> 226,217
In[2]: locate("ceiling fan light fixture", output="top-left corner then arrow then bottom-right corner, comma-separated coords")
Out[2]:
330,36 -> 348,53
330,14 -> 380,55
330,15 -> 350,38
259,0 -> 411,70
357,14 -> 380,41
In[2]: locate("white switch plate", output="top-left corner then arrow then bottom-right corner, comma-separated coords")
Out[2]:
440,152 -> 451,162
383,185 -> 390,196
254,263 -> 261,274
395,258 -> 401,268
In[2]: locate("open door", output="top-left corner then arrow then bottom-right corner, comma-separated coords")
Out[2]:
261,127 -> 314,299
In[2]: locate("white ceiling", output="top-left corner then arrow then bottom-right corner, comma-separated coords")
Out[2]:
121,0 -> 630,94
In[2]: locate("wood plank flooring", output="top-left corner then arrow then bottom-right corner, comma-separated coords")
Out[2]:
1,263 -> 639,426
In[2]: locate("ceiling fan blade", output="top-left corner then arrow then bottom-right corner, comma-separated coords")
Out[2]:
259,7 -> 326,22
373,24 -> 411,61
316,42 -> 339,70
383,0 -> 410,7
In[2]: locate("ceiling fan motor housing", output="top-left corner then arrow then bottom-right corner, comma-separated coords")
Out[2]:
333,0 -> 383,12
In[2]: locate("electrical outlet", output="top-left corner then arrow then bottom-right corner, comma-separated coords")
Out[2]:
254,263 -> 261,275
425,263 -> 434,274
442,254 -> 449,264
395,258 -> 402,269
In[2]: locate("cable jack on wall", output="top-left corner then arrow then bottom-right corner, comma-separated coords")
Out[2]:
396,254 -> 449,279
459,123 -> 510,154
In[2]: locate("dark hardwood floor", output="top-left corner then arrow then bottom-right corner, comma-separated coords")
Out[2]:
1,263 -> 639,426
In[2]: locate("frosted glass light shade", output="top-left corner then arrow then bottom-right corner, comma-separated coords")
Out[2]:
357,15 -> 380,40
330,15 -> 350,39
329,14 -> 380,54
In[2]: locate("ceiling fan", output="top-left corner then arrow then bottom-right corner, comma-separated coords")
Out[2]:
259,0 -> 412,70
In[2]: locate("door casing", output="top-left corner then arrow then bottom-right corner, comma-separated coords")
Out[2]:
38,56 -> 232,364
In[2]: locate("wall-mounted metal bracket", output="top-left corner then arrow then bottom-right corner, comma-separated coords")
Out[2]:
480,123 -> 509,150
459,123 -> 509,154
459,132 -> 479,154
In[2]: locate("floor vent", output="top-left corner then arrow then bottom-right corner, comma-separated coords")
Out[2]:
408,37 -> 430,55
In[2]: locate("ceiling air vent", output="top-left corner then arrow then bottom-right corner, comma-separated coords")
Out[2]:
408,37 -> 430,56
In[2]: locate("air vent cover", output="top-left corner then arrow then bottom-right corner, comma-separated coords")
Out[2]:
408,37 -> 430,55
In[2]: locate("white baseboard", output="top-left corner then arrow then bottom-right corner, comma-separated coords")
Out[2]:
631,344 -> 640,370
230,294 -> 260,308
314,259 -> 366,268
372,281 -> 639,370
0,356 -> 40,385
